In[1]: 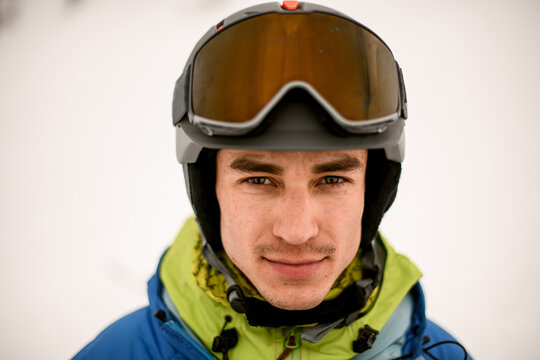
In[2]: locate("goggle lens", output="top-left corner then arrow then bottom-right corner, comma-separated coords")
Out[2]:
192,12 -> 399,125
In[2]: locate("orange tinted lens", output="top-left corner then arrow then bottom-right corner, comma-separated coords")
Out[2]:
192,13 -> 399,123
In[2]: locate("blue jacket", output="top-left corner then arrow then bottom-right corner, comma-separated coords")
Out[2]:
73,267 -> 470,359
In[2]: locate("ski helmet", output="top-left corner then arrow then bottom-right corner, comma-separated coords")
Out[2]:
171,1 -> 407,329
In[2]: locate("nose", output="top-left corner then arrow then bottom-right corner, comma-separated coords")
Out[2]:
272,187 -> 319,245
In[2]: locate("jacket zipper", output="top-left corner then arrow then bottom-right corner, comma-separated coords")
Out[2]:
276,330 -> 299,360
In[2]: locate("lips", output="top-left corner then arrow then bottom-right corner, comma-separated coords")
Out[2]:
264,258 -> 326,279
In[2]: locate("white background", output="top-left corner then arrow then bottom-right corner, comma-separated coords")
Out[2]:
1,0 -> 539,358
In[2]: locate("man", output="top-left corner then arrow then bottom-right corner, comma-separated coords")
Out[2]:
74,2 -> 471,359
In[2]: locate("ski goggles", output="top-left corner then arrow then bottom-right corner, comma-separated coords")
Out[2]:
173,2 -> 407,137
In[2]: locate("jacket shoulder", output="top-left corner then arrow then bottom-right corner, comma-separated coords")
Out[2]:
421,319 -> 470,360
402,284 -> 472,359
72,307 -> 177,360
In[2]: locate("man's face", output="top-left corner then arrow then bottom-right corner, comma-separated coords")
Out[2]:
216,149 -> 367,310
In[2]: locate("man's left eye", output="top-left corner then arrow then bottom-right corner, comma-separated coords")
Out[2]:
320,176 -> 343,185
248,177 -> 271,185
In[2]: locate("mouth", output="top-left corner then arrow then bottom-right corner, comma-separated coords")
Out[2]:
263,257 -> 327,279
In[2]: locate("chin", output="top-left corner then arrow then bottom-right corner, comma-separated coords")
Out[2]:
265,292 -> 326,311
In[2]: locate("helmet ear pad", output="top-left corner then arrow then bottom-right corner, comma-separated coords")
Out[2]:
186,149 -> 222,249
361,149 -> 401,249
186,148 -> 401,251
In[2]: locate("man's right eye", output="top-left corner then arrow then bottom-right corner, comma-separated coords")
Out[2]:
247,177 -> 271,185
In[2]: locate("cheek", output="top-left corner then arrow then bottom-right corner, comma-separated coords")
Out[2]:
220,192 -> 260,232
327,186 -> 365,220
325,190 -> 365,251
217,189 -> 269,261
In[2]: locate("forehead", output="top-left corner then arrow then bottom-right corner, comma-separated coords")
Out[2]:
216,149 -> 368,168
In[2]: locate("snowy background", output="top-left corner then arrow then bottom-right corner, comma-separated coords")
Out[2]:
1,0 -> 539,358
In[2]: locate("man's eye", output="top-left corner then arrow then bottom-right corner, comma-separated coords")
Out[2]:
320,176 -> 343,185
247,177 -> 271,185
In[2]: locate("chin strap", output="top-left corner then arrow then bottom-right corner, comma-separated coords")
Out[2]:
200,225 -> 387,343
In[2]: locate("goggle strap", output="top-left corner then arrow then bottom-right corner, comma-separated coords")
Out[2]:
398,64 -> 408,119
172,65 -> 191,126
201,234 -> 239,289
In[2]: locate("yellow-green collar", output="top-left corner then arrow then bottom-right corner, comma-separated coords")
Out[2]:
160,217 -> 422,360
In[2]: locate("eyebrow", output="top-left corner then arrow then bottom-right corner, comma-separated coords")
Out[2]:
229,154 -> 362,175
312,155 -> 362,174
229,157 -> 284,175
